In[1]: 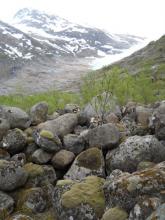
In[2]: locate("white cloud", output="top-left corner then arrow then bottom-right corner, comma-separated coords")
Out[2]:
0,0 -> 164,38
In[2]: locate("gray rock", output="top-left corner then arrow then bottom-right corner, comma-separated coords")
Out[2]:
6,213 -> 33,220
0,191 -> 14,216
2,128 -> 27,154
23,143 -> 38,162
136,106 -> 152,127
30,102 -> 48,125
63,134 -> 85,155
104,112 -> 119,124
87,123 -> 120,149
0,106 -> 30,129
32,149 -> 52,164
51,150 -> 75,169
64,147 -> 105,180
106,135 -> 165,173
146,203 -> 165,220
0,160 -> 28,191
64,103 -> 80,113
0,118 -> 10,141
11,153 -> 26,166
37,113 -> 78,138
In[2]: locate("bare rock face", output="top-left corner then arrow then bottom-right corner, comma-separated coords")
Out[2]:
30,102 -> 48,125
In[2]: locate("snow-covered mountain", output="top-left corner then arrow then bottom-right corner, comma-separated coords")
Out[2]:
12,8 -> 144,58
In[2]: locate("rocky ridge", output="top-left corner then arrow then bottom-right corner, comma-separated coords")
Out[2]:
0,98 -> 165,220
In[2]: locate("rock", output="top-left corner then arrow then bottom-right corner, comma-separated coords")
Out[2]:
54,176 -> 105,220
37,113 -> 78,138
87,123 -> 120,149
103,161 -> 165,212
104,112 -> 119,124
101,207 -> 128,220
11,153 -> 26,166
2,129 -> 27,154
32,149 -> 52,164
0,191 -> 14,218
33,129 -> 62,153
146,203 -> 165,220
42,165 -> 57,185
63,134 -> 85,155
30,102 -> 48,125
149,102 -> 165,140
0,118 -> 10,141
17,187 -> 46,214
137,161 -> 156,171
0,106 -> 30,129
51,150 -> 75,169
23,143 -> 38,162
64,103 -> 80,113
129,197 -> 161,220
136,106 -> 152,127
106,135 -> 165,173
64,147 -> 105,180
0,160 -> 28,191
0,148 -> 10,160
6,213 -> 33,220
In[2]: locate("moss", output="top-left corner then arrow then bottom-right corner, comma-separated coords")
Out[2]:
77,148 -> 102,170
24,163 -> 44,178
61,176 -> 105,217
101,207 -> 128,220
40,130 -> 54,140
137,161 -> 155,171
56,179 -> 75,186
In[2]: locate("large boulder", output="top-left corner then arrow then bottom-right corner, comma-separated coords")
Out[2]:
0,160 -> 28,191
0,191 -> 14,218
2,129 -> 27,154
37,113 -> 78,138
0,118 -> 10,141
106,135 -> 165,173
64,147 -> 105,180
87,123 -> 120,149
0,106 -> 30,129
30,102 -> 48,125
53,176 -> 105,220
103,161 -> 165,212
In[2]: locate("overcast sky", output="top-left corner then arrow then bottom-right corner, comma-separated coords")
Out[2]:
0,0 -> 164,39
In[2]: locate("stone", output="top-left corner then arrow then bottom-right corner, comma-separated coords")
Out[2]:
11,153 -> 26,166
37,113 -> 78,138
103,161 -> 165,212
0,160 -> 28,191
2,128 -> 27,154
104,112 -> 119,124
30,102 -> 48,125
0,106 -> 30,129
0,118 -> 10,141
23,143 -> 38,162
106,135 -> 165,173
101,207 -> 128,220
136,106 -> 152,127
64,147 -> 105,180
87,123 -> 120,149
51,150 -> 75,169
32,149 -> 52,164
146,203 -> 165,220
64,103 -> 80,113
0,148 -> 10,160
54,176 -> 105,220
137,161 -> 156,171
33,129 -> 62,153
63,134 -> 85,155
6,213 -> 33,220
0,191 -> 14,218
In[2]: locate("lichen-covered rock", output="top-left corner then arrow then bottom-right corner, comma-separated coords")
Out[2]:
32,149 -> 52,164
146,203 -> 165,220
6,213 -> 34,220
0,148 -> 10,160
51,150 -> 75,169
137,161 -> 156,171
0,118 -> 10,141
104,161 -> 165,212
54,176 -> 105,220
30,102 -> 48,125
17,187 -> 46,214
0,191 -> 14,218
0,106 -> 30,129
11,153 -> 26,166
101,207 -> 128,220
64,147 -> 105,180
87,123 -> 120,149
63,134 -> 85,155
106,135 -> 165,173
2,129 -> 27,154
0,160 -> 28,191
129,197 -> 161,220
37,113 -> 78,137
33,129 -> 62,153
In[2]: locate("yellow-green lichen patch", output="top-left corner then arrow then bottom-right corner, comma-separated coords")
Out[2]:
23,163 -> 44,178
56,179 -> 75,186
77,148 -> 102,170
101,207 -> 128,220
61,176 -> 105,217
40,130 -> 54,140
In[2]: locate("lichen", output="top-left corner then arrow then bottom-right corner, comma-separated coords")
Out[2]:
101,207 -> 128,220
77,148 -> 102,170
40,130 -> 54,140
61,176 -> 105,217
23,163 -> 44,178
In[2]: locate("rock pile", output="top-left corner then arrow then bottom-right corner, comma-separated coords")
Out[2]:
0,100 -> 164,220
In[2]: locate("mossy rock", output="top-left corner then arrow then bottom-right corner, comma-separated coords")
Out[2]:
61,176 -> 105,217
137,161 -> 155,171
24,163 -> 44,178
40,130 -> 54,140
101,207 -> 128,220
77,147 -> 102,170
